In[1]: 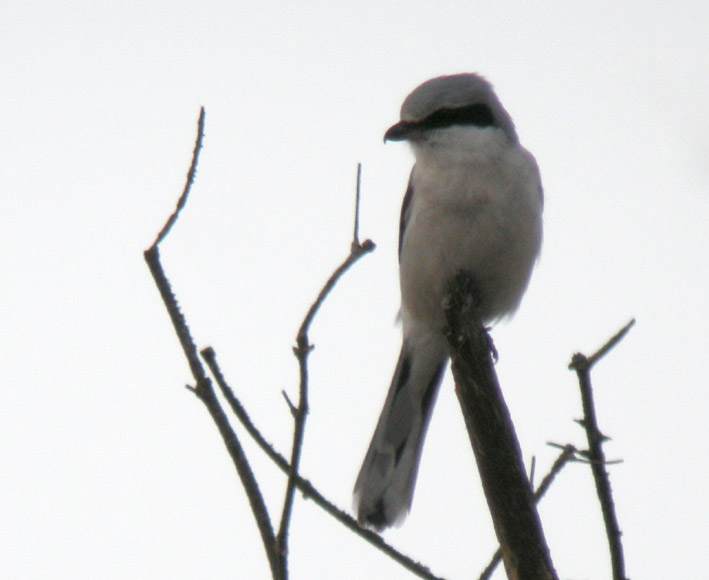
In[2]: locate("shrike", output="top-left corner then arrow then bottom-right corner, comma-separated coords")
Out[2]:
354,73 -> 543,530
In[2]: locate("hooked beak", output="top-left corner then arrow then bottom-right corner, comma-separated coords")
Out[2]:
383,121 -> 416,143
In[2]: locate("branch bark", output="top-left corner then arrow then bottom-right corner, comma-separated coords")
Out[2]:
145,108 -> 283,579
479,445 -> 577,580
202,346 -> 447,580
569,319 -> 635,580
144,244 -> 282,579
444,272 -> 557,580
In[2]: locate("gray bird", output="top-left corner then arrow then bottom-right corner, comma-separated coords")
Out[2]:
353,73 -> 543,530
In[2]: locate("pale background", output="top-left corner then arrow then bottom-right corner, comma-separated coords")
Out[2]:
2,2 -> 708,579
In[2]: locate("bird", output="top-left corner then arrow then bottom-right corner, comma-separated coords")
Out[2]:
353,73 -> 543,530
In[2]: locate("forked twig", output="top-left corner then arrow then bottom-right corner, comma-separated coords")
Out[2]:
145,108 -> 281,578
276,162 -> 374,573
201,346 -> 446,580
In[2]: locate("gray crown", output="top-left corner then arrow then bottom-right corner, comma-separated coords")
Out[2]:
399,73 -> 518,143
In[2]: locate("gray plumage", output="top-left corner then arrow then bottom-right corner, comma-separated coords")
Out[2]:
354,74 -> 543,530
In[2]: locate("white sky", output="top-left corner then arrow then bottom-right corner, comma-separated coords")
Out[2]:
2,2 -> 708,579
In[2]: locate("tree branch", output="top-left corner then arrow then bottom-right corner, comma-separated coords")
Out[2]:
150,107 -> 205,248
444,271 -> 558,580
145,108 -> 282,579
144,247 -> 281,580
276,162 -> 374,574
479,445 -> 578,580
201,345 -> 447,580
569,319 -> 635,580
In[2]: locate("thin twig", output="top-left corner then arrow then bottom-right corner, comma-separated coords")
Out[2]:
281,389 -> 297,417
201,346 -> 446,580
353,162 -> 362,248
276,333 -> 309,578
296,240 -> 376,345
143,107 -> 207,380
276,165 -> 375,573
202,347 -> 285,464
586,319 -> 636,368
150,107 -> 206,248
192,378 -> 281,578
533,445 -> 578,504
569,319 -> 635,580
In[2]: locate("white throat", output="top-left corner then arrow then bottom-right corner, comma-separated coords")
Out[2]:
411,125 -> 511,168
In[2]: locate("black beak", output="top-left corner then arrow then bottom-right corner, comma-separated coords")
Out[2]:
383,121 -> 415,143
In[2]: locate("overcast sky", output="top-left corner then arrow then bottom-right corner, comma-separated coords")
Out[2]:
2,2 -> 708,579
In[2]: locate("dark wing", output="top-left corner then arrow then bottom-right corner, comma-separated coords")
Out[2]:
398,168 -> 415,262
530,152 -> 544,209
538,181 -> 544,209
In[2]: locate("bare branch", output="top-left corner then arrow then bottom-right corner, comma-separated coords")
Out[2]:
145,109 -> 281,579
150,107 -> 206,248
479,445 -> 577,580
296,240 -> 376,345
444,271 -> 557,580
201,346 -> 447,580
143,107 -> 208,381
192,379 -> 282,577
533,445 -> 578,504
569,320 -> 635,580
276,165 -> 375,573
353,162 -> 362,247
145,245 -> 280,578
144,246 -> 204,382
146,121 -> 446,579
582,318 -> 635,369
281,389 -> 297,417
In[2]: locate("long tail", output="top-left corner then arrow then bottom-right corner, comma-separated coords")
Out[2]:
353,332 -> 448,530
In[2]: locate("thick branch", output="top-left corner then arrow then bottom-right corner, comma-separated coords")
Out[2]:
444,272 -> 557,580
479,445 -> 577,580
